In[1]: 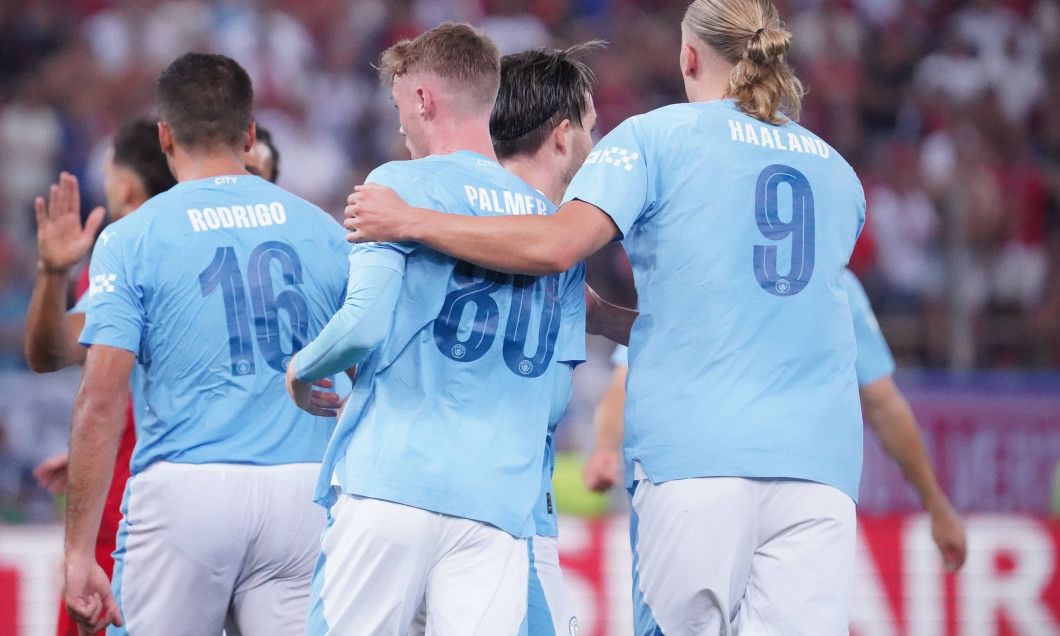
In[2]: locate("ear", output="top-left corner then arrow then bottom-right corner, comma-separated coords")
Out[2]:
119,172 -> 137,208
158,122 -> 175,155
681,42 -> 698,78
244,121 -> 256,153
418,86 -> 434,120
552,119 -> 572,156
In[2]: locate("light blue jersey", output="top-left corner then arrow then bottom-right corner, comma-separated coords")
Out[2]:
564,99 -> 866,501
317,151 -> 586,538
79,175 -> 349,474
842,270 -> 895,386
613,272 -> 894,389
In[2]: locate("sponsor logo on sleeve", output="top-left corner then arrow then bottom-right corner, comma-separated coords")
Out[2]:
584,147 -> 640,172
89,273 -> 117,296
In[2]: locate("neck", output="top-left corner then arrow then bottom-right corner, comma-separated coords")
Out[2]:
683,38 -> 736,104
685,77 -> 731,103
500,153 -> 564,205
167,145 -> 250,182
423,115 -> 498,161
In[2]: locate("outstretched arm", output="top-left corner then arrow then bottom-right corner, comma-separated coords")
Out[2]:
25,172 -> 105,372
345,184 -> 620,276
861,376 -> 966,571
64,344 -> 131,633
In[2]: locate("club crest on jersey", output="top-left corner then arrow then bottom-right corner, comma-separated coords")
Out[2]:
89,273 -> 117,296
584,146 -> 639,172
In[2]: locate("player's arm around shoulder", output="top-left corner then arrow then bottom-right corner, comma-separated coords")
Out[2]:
347,184 -> 617,275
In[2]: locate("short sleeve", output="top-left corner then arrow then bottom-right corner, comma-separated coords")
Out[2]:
842,271 -> 894,386
555,262 -> 586,365
361,163 -> 441,256
78,230 -> 146,354
611,344 -> 629,367
562,117 -> 652,237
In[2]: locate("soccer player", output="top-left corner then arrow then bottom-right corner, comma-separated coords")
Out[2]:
346,0 -> 866,632
63,53 -> 349,635
245,124 -> 280,183
26,120 -> 176,636
585,269 -> 968,573
30,117 -> 284,636
403,44 -> 599,636
284,23 -> 586,635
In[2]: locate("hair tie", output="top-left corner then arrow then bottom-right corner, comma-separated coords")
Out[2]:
754,28 -> 765,37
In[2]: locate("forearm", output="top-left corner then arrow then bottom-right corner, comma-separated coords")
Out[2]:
863,385 -> 950,513
25,267 -> 83,371
403,207 -> 577,275
593,368 -> 627,450
295,267 -> 401,382
65,379 -> 127,558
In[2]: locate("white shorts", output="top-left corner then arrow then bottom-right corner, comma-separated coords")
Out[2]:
308,493 -> 528,636
406,536 -> 578,636
522,536 -> 579,636
631,476 -> 856,636
111,461 -> 324,636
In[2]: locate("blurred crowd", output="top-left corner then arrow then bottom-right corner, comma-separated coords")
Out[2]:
0,0 -> 1059,517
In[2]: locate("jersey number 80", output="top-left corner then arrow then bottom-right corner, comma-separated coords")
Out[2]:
434,261 -> 560,378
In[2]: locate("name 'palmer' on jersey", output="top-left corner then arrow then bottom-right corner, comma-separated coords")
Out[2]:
463,184 -> 550,215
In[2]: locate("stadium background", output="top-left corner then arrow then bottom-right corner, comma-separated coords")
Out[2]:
0,0 -> 1058,634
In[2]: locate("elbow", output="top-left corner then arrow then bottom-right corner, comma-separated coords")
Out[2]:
25,349 -> 63,373
534,244 -> 580,276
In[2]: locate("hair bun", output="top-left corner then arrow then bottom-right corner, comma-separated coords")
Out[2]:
745,25 -> 790,64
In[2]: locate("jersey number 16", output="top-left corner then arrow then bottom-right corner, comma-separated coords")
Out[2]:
199,241 -> 309,376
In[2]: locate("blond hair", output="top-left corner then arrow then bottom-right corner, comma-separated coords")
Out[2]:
377,22 -> 501,109
683,0 -> 803,124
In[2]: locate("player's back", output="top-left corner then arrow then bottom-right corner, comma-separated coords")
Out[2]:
572,100 -> 865,500
324,152 -> 585,539
83,175 -> 349,473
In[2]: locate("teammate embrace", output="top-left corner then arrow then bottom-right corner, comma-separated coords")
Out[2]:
35,1 -> 969,635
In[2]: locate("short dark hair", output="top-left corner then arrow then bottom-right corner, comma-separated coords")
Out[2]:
491,43 -> 600,160
156,52 -> 253,151
253,125 -> 280,183
112,119 -> 176,197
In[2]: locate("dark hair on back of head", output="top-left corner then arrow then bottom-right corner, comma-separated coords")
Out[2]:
253,125 -> 280,183
112,119 -> 176,198
491,42 -> 601,160
156,52 -> 254,151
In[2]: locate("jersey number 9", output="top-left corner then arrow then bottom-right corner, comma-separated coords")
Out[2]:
752,164 -> 815,296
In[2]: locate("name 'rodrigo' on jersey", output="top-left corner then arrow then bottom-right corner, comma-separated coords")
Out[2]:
79,174 -> 350,474
320,151 -> 586,539
564,99 -> 865,502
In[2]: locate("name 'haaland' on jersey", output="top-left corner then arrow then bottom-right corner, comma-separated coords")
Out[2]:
463,185 -> 549,216
186,201 -> 287,232
727,118 -> 831,158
